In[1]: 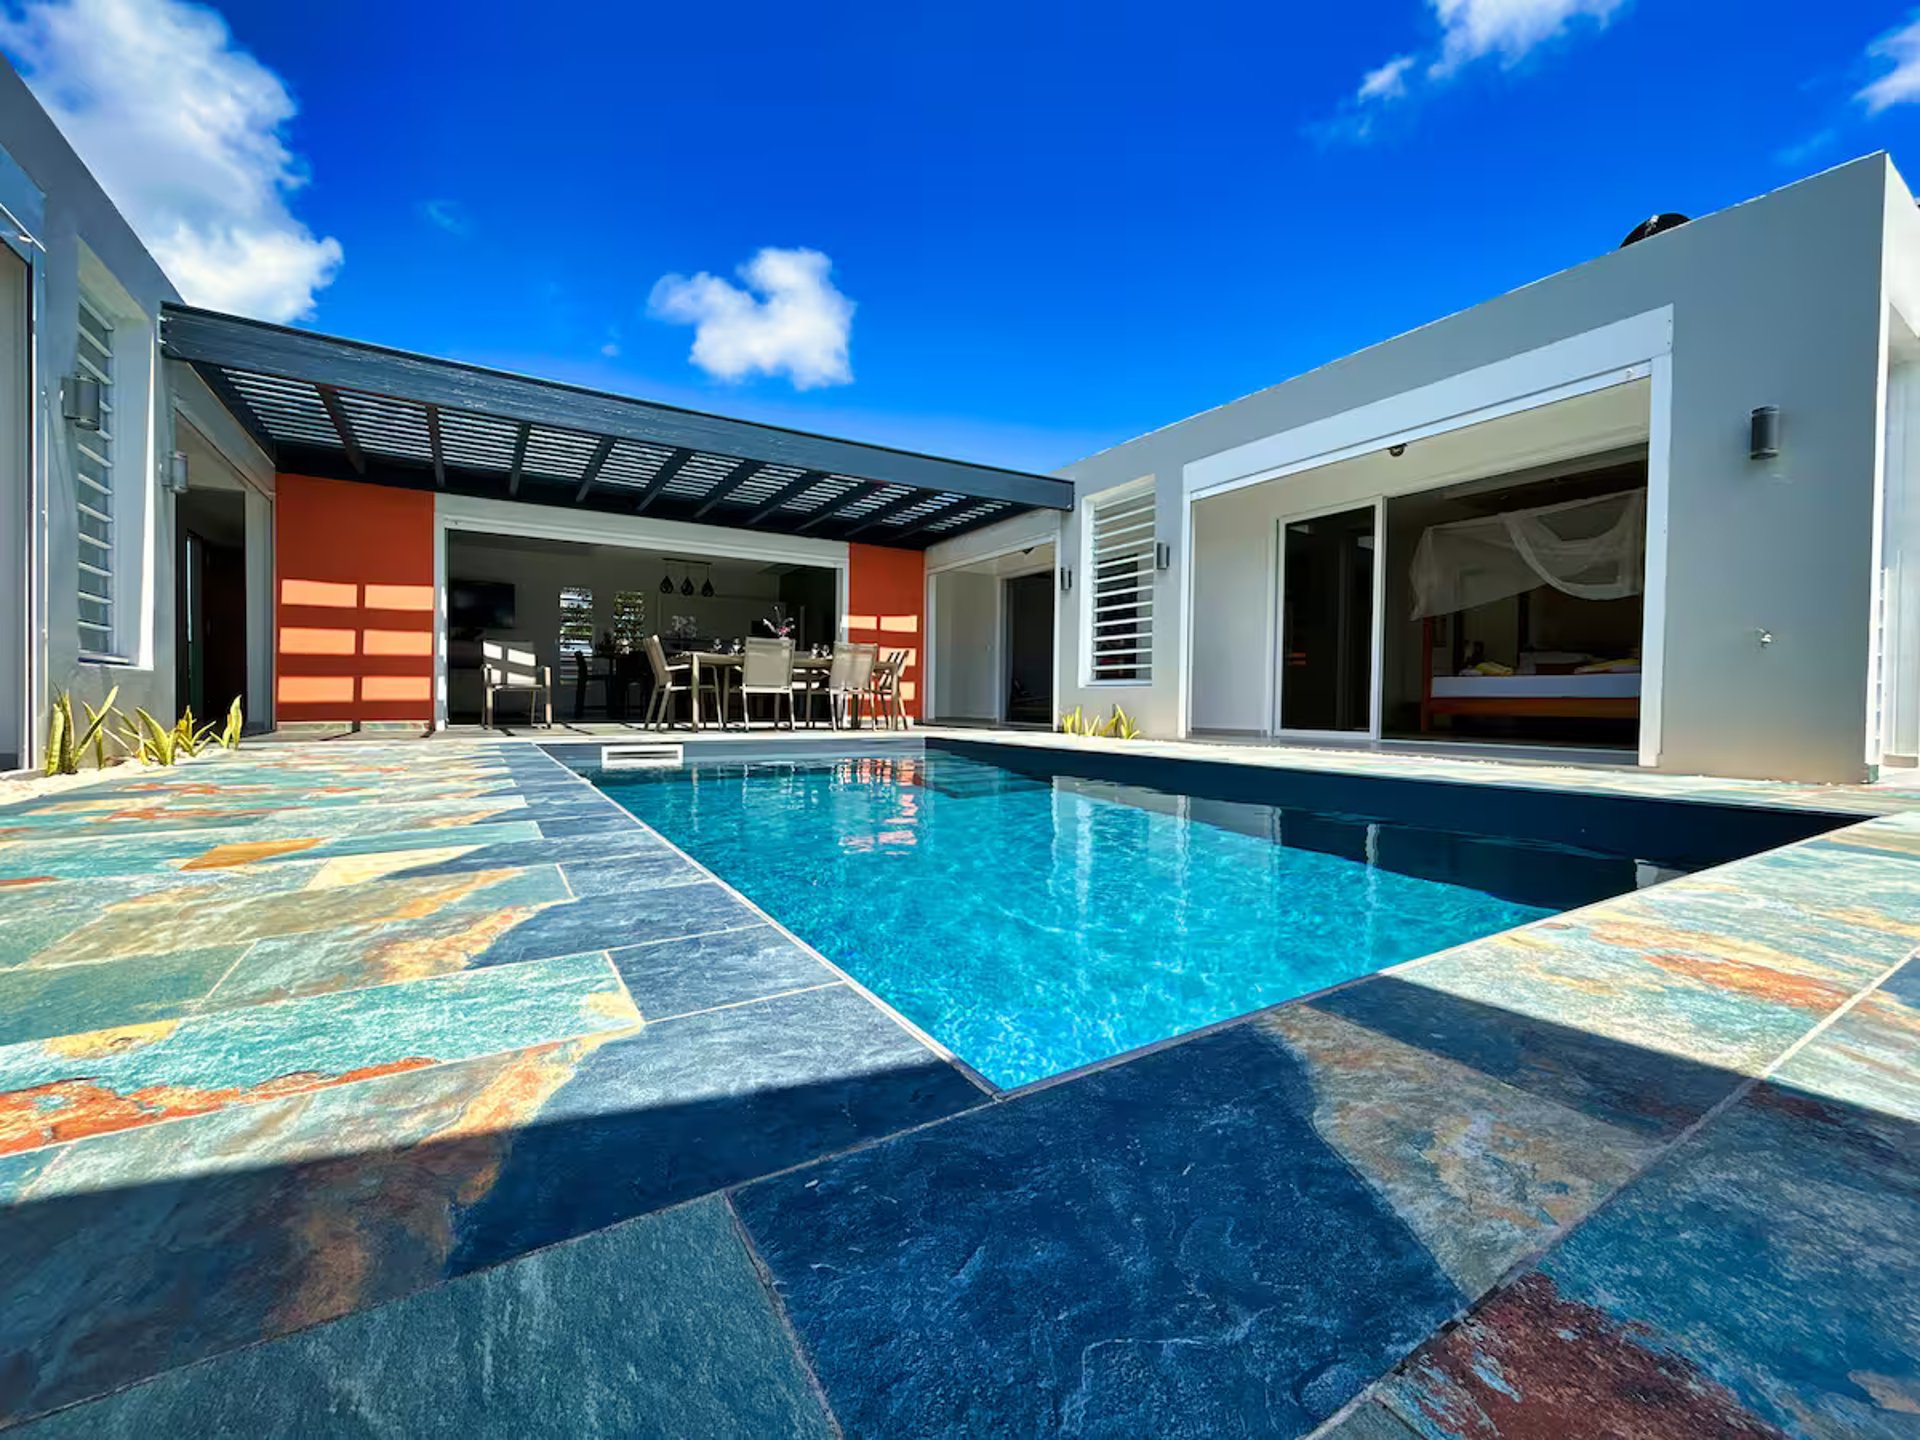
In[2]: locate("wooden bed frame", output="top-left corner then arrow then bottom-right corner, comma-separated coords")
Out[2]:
1418,615 -> 1640,732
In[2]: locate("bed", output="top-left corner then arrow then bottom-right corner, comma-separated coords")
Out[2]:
1411,487 -> 1646,733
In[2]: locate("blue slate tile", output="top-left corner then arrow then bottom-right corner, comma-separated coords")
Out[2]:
732,1022 -> 1465,1439
538,812 -> 641,838
561,851 -> 707,896
14,1196 -> 833,1440
1308,974 -> 1738,1139
475,880 -> 763,965
450,984 -> 984,1273
394,829 -> 681,879
610,923 -> 839,1018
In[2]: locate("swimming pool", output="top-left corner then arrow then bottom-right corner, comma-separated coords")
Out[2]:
594,747 -> 1665,1089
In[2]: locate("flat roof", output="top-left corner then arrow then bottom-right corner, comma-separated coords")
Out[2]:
162,305 -> 1073,548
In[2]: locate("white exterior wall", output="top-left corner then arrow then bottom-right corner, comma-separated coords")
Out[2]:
0,60 -> 272,768
1053,154 -> 1910,783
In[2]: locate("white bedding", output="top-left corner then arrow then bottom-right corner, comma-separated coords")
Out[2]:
1431,673 -> 1641,699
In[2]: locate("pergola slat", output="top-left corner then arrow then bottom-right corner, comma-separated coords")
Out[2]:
573,436 -> 617,503
632,449 -> 696,513
315,385 -> 366,475
692,459 -> 764,519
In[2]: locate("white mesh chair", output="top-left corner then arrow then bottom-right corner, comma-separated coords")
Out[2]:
731,637 -> 796,729
481,641 -> 553,729
643,634 -> 720,730
820,642 -> 878,730
869,650 -> 909,731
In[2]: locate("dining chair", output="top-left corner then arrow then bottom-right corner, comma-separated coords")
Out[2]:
816,641 -> 870,730
643,634 -> 720,730
869,649 -> 909,731
481,641 -> 553,729
732,637 -> 797,729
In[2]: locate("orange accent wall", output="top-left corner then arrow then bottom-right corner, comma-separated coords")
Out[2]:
275,475 -> 436,726
846,543 -> 925,720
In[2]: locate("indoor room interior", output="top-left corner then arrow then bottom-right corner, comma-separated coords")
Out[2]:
443,531 -> 839,724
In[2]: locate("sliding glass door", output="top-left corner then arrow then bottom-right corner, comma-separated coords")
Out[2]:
1277,503 -> 1377,735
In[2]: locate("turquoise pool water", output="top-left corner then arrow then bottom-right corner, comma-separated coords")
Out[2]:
596,749 -> 1645,1089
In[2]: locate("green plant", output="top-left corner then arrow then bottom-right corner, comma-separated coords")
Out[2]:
122,708 -> 180,767
219,696 -> 244,751
42,686 -> 118,775
1108,704 -> 1142,740
1059,706 -> 1086,736
171,705 -> 221,759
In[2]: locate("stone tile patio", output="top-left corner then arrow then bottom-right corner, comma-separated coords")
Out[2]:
0,737 -> 1914,1436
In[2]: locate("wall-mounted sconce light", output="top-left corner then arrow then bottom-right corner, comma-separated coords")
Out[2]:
1155,542 -> 1171,571
1750,406 -> 1781,461
166,450 -> 189,495
62,375 -> 101,431
1058,566 -> 1073,593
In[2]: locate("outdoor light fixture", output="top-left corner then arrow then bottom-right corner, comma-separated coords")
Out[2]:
1750,406 -> 1781,461
166,450 -> 189,495
62,375 -> 101,431
700,564 -> 715,599
1059,566 -> 1073,593
1155,542 -> 1171,571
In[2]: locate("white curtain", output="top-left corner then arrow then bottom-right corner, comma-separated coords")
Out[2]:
1410,488 -> 1646,620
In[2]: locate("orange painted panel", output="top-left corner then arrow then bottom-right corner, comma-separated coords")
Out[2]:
363,629 -> 435,657
364,583 -> 436,612
279,627 -> 358,656
846,543 -> 925,720
276,475 -> 436,725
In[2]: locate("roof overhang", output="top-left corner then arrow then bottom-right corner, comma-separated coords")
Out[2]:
160,305 -> 1073,548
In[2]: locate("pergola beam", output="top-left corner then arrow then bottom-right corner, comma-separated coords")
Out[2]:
744,471 -> 828,525
798,481 -> 889,533
425,404 -> 446,487
573,436 -> 617,503
692,459 -> 764,519
506,422 -> 531,496
633,448 -> 695,513
315,384 -> 366,475
841,490 -> 939,539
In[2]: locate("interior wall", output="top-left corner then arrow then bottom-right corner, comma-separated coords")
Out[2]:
846,542 -> 923,720
933,568 -> 998,720
276,473 -> 436,727
1188,385 -> 1653,737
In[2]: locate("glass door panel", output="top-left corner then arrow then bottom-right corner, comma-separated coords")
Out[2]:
1279,505 -> 1375,733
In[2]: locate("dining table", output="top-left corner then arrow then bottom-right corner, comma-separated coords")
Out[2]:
683,650 -> 836,730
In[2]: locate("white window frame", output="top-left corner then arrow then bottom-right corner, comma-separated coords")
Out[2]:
1082,478 -> 1156,686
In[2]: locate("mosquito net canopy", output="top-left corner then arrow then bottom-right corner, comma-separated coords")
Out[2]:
1409,487 -> 1646,621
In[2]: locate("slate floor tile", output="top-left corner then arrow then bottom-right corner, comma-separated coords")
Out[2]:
473,879 -> 764,966
13,1196 -> 834,1440
609,923 -> 838,1018
451,983 -> 984,1273
732,1021 -> 1464,1439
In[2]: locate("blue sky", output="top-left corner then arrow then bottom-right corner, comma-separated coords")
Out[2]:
8,1 -> 1920,471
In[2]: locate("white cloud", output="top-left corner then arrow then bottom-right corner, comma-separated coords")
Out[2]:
1429,0 -> 1626,75
0,0 -> 341,322
419,199 -> 470,237
1322,0 -> 1625,141
1860,15 -> 1920,113
648,247 -> 854,390
1357,55 -> 1417,103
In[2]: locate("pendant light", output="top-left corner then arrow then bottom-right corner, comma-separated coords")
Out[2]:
700,563 -> 715,599
680,566 -> 695,597
658,562 -> 673,595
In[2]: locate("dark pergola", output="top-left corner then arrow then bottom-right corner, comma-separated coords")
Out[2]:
162,305 -> 1073,548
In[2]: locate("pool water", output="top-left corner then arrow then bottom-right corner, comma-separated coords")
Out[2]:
596,749 -> 1655,1089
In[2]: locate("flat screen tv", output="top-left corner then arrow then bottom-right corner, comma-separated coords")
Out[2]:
449,580 -> 515,631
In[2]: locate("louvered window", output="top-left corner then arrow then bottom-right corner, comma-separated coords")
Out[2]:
75,294 -> 116,655
1088,487 -> 1154,683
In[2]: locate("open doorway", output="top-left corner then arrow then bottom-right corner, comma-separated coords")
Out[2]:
929,542 -> 1055,726
442,529 -> 841,725
1003,572 -> 1053,724
1382,452 -> 1647,751
174,486 -> 248,725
